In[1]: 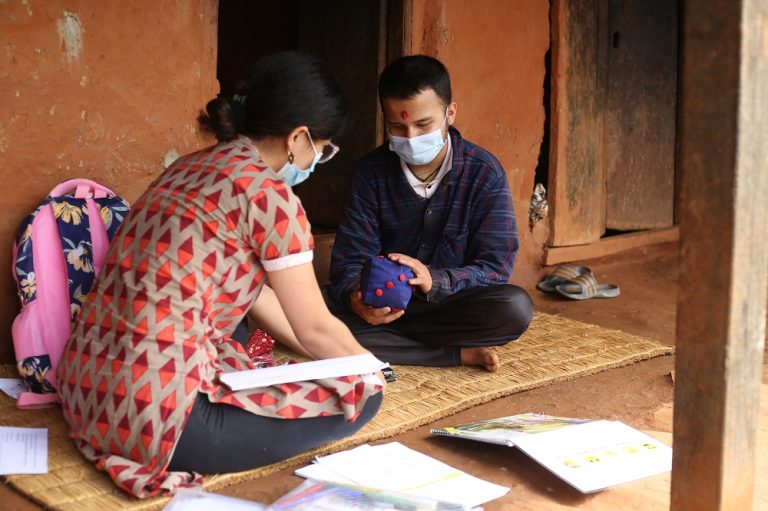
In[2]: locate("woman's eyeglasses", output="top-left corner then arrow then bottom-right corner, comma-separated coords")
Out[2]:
318,142 -> 340,163
307,132 -> 340,164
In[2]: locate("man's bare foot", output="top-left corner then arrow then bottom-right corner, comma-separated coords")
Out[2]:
460,347 -> 500,372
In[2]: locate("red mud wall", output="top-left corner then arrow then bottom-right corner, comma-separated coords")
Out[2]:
0,1 -> 219,364
407,0 -> 550,288
0,1 -> 550,365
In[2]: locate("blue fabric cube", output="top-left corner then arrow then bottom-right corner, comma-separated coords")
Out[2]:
360,256 -> 414,310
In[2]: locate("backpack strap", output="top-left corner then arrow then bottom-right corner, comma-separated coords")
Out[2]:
49,180 -> 113,272
49,179 -> 115,199
85,199 -> 109,274
76,183 -> 106,199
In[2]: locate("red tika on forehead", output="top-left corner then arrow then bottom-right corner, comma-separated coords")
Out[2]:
400,110 -> 408,120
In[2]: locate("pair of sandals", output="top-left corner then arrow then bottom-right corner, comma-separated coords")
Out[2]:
537,263 -> 620,300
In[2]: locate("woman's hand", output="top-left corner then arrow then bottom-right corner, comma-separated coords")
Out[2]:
267,262 -> 370,359
388,253 -> 432,294
267,263 -> 387,395
374,370 -> 388,391
350,291 -> 405,325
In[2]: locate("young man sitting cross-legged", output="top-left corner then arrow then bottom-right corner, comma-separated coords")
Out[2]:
323,55 -> 534,371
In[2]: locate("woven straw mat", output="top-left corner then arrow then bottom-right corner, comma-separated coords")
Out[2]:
0,312 -> 673,510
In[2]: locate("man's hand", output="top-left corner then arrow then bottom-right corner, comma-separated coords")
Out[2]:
388,253 -> 432,294
350,291 -> 405,325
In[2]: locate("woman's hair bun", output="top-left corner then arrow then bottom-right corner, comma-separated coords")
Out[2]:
197,51 -> 347,142
197,96 -> 239,142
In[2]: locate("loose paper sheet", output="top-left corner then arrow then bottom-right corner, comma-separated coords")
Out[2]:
0,427 -> 48,475
0,378 -> 25,400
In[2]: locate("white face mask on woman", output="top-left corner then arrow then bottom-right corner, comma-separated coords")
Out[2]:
387,109 -> 448,165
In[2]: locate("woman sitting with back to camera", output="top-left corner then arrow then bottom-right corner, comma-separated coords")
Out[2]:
56,51 -> 385,498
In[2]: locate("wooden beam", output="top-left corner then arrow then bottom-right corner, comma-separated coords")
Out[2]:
543,227 -> 679,266
672,1 -> 768,510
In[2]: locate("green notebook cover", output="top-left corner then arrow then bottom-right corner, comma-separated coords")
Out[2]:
429,413 -> 591,447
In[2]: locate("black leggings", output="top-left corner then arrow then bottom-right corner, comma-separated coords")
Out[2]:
168,391 -> 382,474
324,284 -> 534,366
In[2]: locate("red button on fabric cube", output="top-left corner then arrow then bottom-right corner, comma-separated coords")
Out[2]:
360,257 -> 414,309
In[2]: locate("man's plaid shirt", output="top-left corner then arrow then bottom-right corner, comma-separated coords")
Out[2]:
330,127 -> 519,304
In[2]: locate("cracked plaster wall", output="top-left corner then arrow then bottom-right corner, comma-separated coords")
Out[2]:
0,0 -> 218,363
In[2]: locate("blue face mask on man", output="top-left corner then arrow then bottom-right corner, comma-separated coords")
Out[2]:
387,108 -> 449,165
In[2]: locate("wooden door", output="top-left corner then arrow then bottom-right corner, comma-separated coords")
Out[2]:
548,0 -> 679,248
549,0 -> 606,247
604,0 -> 678,230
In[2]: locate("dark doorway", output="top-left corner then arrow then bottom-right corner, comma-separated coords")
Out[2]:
217,1 -> 396,230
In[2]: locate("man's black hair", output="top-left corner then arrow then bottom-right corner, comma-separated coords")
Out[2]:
378,55 -> 452,106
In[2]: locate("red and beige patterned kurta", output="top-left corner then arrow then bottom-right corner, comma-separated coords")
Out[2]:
56,136 -> 382,498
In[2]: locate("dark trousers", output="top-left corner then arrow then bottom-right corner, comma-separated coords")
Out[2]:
323,284 -> 534,366
168,391 -> 382,474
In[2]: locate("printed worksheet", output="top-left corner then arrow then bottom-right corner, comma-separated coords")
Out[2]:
0,427 -> 48,475
513,420 -> 672,493
295,442 -> 509,508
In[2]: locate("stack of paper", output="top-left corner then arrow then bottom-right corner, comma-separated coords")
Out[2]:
295,442 -> 509,508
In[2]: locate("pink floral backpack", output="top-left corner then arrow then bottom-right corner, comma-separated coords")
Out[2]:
11,179 -> 129,408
